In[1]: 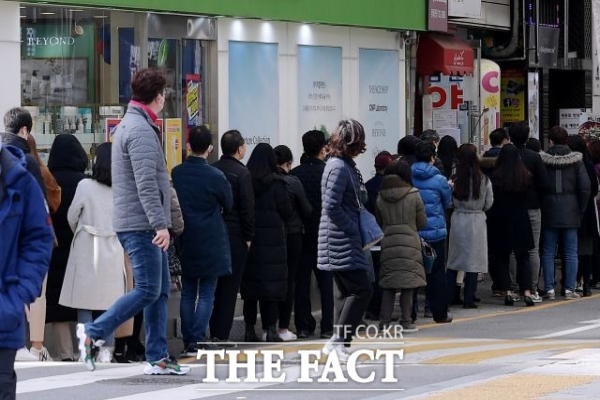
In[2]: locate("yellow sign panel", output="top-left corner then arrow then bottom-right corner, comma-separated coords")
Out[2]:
164,118 -> 183,175
500,69 -> 526,125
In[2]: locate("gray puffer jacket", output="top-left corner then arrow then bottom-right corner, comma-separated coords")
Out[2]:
112,104 -> 171,232
540,145 -> 590,228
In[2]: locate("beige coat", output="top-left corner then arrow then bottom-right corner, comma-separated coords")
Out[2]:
376,175 -> 428,290
59,179 -> 126,310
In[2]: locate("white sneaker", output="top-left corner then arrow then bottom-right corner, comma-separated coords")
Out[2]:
16,347 -> 38,361
321,341 -> 350,363
30,346 -> 53,361
278,330 -> 297,341
97,347 -> 113,363
531,292 -> 543,303
565,290 -> 581,300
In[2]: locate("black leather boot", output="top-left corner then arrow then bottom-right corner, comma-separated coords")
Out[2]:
245,325 -> 260,342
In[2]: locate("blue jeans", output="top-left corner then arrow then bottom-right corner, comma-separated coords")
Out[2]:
541,228 -> 578,292
180,276 -> 218,347
85,231 -> 170,363
78,310 -> 114,347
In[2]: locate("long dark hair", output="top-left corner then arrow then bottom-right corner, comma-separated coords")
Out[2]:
92,142 -> 112,187
491,143 -> 531,192
453,144 -> 483,201
247,143 -> 279,184
437,135 -> 458,179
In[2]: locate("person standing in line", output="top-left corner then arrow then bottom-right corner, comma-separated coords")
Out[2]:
291,130 -> 334,339
363,151 -> 394,321
209,130 -> 255,345
319,119 -> 374,361
274,145 -> 312,341
508,122 -> 548,303
411,141 -> 453,323
540,127 -> 590,301
76,68 -> 189,375
487,144 -> 536,306
566,135 -> 598,297
172,126 -> 233,356
376,160 -> 427,333
446,144 -> 494,308
1,107 -> 45,194
59,142 -> 125,364
14,132 -> 61,362
242,143 -> 292,343
0,142 -> 54,400
47,134 -> 89,361
480,128 -> 509,176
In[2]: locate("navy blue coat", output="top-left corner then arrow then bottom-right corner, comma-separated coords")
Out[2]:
0,145 -> 53,349
172,157 -> 233,279
411,162 -> 452,243
317,157 -> 370,272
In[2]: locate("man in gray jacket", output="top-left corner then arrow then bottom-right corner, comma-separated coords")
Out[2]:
76,68 -> 189,375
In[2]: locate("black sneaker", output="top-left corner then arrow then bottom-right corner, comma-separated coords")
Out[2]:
180,345 -> 198,358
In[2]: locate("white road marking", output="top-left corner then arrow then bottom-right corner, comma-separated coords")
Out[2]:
530,319 -> 600,339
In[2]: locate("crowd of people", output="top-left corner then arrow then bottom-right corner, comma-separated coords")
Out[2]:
1,67 -> 599,395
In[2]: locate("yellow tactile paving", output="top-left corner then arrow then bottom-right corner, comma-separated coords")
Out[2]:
424,374 -> 598,400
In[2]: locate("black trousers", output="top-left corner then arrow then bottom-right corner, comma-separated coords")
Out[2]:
491,251 -> 531,292
294,233 -> 334,334
446,270 -> 478,306
0,348 -> 16,400
366,250 -> 383,318
209,235 -> 248,340
279,233 -> 302,329
332,269 -> 373,344
244,300 -> 278,329
426,239 -> 449,321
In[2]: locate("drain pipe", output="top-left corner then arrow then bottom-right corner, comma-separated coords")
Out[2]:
488,0 -> 528,61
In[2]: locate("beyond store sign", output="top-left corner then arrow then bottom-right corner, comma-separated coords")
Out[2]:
27,36 -> 76,46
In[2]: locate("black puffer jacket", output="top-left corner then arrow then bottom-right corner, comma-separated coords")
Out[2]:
1,132 -> 45,196
280,169 -> 312,235
212,156 -> 255,242
47,134 -> 89,323
241,175 -> 292,301
515,144 -> 549,210
540,145 -> 591,228
291,157 -> 325,236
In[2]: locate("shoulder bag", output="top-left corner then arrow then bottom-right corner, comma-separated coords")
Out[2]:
421,238 -> 437,274
346,165 -> 384,250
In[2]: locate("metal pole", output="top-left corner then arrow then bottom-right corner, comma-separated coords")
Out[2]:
564,0 -> 569,67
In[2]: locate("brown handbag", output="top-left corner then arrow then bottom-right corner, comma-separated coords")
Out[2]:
114,253 -> 134,338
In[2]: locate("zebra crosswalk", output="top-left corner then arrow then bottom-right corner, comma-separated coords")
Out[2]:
15,337 -> 600,399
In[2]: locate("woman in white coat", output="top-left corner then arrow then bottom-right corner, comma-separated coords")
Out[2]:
59,142 -> 125,363
446,144 -> 494,308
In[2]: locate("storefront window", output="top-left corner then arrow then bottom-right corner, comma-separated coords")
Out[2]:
19,3 -> 213,168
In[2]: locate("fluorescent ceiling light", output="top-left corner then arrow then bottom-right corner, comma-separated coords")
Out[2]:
70,9 -> 86,12
93,15 -> 108,18
40,12 -> 56,15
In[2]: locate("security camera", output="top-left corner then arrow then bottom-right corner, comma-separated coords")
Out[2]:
403,31 -> 411,39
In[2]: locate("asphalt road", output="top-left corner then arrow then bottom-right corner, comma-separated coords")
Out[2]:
15,289 -> 600,399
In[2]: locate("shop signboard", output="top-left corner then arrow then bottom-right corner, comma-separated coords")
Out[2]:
428,0 -> 448,32
21,23 -> 96,106
359,48 -> 400,177
228,41 -> 279,161
529,26 -> 560,69
448,0 -> 482,18
165,118 -> 183,174
186,74 -> 201,128
105,118 -> 121,143
480,59 -> 501,147
500,69 -> 525,125
297,45 -> 342,139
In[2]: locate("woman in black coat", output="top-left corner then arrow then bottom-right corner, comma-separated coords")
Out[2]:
47,134 -> 89,361
241,143 -> 292,342
567,135 -> 599,296
487,144 -> 535,307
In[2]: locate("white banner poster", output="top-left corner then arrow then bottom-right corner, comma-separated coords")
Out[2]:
359,49 -> 400,178
297,46 -> 343,139
229,41 -> 279,162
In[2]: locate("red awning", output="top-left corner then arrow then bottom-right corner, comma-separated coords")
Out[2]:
417,33 -> 474,76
